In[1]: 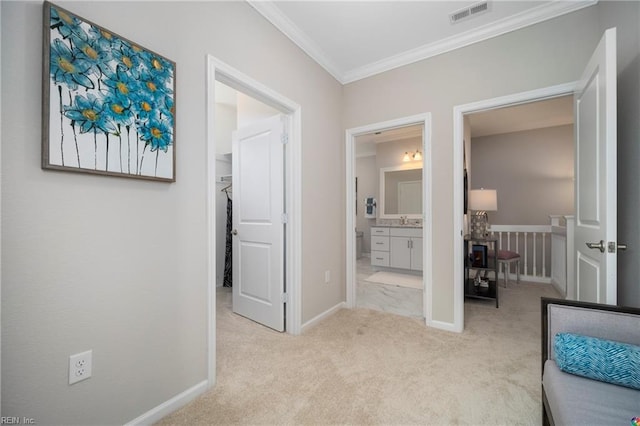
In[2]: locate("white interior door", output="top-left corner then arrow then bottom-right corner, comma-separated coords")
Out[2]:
574,28 -> 617,304
232,115 -> 285,331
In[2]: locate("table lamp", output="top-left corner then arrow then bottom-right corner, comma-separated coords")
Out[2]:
469,188 -> 497,238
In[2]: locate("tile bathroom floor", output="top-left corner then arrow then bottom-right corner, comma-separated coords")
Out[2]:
356,255 -> 423,319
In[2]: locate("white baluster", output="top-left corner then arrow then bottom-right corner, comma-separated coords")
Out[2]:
515,232 -> 520,276
524,233 -> 528,276
533,232 -> 538,277
542,233 -> 547,277
482,224 -> 555,283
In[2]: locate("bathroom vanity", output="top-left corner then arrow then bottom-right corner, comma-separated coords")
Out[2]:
370,226 -> 423,271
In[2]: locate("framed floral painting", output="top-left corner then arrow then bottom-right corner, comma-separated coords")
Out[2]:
42,2 -> 176,182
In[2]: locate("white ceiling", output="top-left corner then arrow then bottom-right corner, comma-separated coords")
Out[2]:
247,1 -> 577,144
249,0 -> 597,84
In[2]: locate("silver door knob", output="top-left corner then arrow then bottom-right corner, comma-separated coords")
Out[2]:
586,240 -> 605,253
231,229 -> 238,235
618,243 -> 627,251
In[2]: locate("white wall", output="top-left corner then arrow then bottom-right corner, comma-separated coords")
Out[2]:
236,92 -> 280,128
471,125 -> 574,225
215,104 -> 236,155
343,6 -> 602,323
1,1 -> 343,423
376,137 -> 423,169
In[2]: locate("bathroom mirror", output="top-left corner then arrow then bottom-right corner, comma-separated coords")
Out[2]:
379,165 -> 423,218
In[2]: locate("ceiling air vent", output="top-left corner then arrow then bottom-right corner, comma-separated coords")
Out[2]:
450,1 -> 490,24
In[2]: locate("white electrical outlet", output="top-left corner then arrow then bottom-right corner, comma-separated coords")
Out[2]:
69,350 -> 92,385
325,270 -> 331,283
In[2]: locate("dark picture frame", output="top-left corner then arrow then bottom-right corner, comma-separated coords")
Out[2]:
471,244 -> 488,268
42,1 -> 176,182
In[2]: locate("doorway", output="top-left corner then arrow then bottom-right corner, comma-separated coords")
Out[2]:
206,55 -> 302,387
345,113 -> 434,325
452,82 -> 577,332
354,125 -> 425,318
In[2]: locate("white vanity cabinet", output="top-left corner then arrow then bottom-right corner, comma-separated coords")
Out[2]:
370,227 -> 390,267
371,227 -> 422,271
390,228 -> 423,271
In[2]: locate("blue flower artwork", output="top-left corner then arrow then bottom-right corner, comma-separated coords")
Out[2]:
42,2 -> 176,181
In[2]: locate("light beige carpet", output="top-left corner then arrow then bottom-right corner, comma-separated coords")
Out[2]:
157,282 -> 560,425
364,271 -> 423,289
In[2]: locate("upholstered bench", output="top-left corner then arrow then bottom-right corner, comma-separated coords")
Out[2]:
541,298 -> 640,425
488,249 -> 520,287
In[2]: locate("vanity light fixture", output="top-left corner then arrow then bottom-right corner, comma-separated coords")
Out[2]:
403,150 -> 422,162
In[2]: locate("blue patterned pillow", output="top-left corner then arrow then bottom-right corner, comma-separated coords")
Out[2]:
554,333 -> 640,390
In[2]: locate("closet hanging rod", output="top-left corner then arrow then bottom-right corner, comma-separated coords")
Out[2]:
216,175 -> 232,183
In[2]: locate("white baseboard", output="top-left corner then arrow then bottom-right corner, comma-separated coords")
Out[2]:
428,319 -> 462,333
550,279 -> 566,298
125,380 -> 208,425
300,301 -> 345,333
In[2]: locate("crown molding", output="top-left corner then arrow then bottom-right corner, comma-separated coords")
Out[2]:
249,0 -> 597,85
247,0 -> 343,83
342,0 -> 598,83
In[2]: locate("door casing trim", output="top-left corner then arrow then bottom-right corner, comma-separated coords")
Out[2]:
345,113 -> 433,327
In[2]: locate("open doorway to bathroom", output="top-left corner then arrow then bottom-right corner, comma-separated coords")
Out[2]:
353,123 -> 425,319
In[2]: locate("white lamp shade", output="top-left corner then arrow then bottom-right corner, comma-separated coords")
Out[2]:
469,189 -> 497,211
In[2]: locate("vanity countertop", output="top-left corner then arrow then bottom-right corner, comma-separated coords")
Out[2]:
373,225 -> 422,229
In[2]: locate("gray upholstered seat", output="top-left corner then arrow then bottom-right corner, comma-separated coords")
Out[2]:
488,249 -> 520,286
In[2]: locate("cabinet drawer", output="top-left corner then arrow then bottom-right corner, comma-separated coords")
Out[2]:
371,227 -> 390,236
371,251 -> 390,267
371,236 -> 390,251
390,227 -> 422,238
